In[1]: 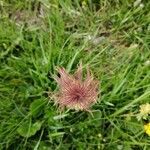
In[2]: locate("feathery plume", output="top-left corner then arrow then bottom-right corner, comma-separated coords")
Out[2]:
54,63 -> 99,111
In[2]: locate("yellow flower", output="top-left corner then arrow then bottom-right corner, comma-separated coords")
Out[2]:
140,103 -> 150,115
137,103 -> 150,121
144,123 -> 150,136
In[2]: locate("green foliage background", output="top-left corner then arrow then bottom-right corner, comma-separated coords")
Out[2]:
0,0 -> 150,149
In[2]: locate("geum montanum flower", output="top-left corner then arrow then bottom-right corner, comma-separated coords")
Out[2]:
137,103 -> 150,121
144,122 -> 150,136
53,63 -> 99,111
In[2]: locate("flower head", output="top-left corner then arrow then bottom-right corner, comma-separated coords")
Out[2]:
137,103 -> 150,121
54,63 -> 99,110
144,123 -> 150,136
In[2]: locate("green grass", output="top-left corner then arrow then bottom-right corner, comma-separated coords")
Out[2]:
0,0 -> 150,149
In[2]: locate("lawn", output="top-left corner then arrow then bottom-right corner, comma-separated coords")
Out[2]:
0,0 -> 150,149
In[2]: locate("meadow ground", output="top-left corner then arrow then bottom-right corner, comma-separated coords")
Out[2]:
0,0 -> 150,149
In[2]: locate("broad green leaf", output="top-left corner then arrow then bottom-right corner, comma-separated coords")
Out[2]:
17,121 -> 43,138
29,99 -> 45,117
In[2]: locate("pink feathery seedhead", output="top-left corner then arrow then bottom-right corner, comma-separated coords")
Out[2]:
54,63 -> 99,111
